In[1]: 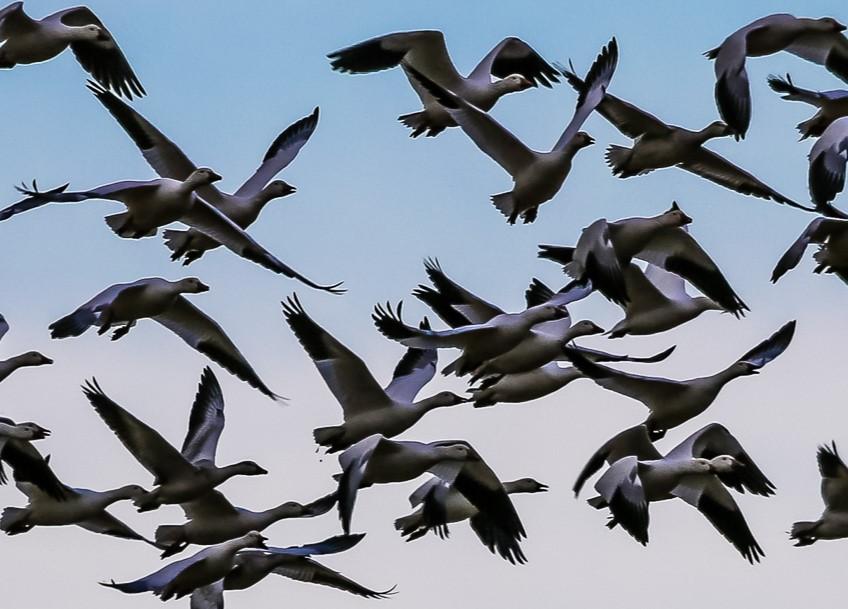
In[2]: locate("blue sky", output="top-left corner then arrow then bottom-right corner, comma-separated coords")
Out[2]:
2,1 -> 847,607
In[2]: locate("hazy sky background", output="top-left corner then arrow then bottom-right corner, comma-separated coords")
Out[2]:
2,1 -> 847,607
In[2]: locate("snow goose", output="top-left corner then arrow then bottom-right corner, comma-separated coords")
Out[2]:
791,442 -> 848,545
328,31 -> 559,137
578,423 -> 773,562
86,82 -> 318,266
103,531 -> 268,602
561,66 -> 810,210
82,370 -> 267,512
469,318 -> 605,380
404,38 -> 617,223
1,170 -> 343,293
606,263 -> 724,338
49,277 -> 279,399
564,320 -> 796,437
337,435 -> 526,562
469,346 -> 675,407
538,204 -> 748,315
192,534 -> 394,603
154,489 -> 337,557
0,457 -> 154,544
768,73 -> 848,139
106,534 -> 391,603
0,3 -> 144,97
706,14 -> 847,138
0,417 -> 65,500
807,116 -> 848,217
395,476 -> 547,561
372,300 -> 568,377
413,260 -> 588,327
282,295 -> 465,453
771,217 -> 848,283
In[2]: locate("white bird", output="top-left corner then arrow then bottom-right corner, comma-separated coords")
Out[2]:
0,2 -> 144,97
0,457 -> 154,544
405,38 -> 617,223
372,300 -> 569,377
336,434 -> 526,562
102,531 -> 269,602
561,65 -> 810,210
791,442 -> 848,545
807,116 -> 848,217
154,489 -> 337,557
578,423 -> 774,562
328,30 -> 559,137
190,534 -> 395,605
1,168 -> 343,293
48,277 -> 279,399
469,346 -> 675,407
772,217 -> 848,284
469,318 -> 604,380
606,263 -> 725,338
768,73 -> 848,139
564,320 -> 796,437
105,533 -> 392,604
282,294 -> 466,453
412,258 -> 592,329
395,477 -> 548,561
538,203 -> 748,315
0,417 -> 64,500
86,81 -> 318,265
82,369 -> 268,512
705,14 -> 848,138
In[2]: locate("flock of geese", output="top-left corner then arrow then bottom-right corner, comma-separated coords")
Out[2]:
3,3 -> 848,606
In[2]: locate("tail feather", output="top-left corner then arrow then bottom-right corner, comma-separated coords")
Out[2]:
313,426 -> 346,452
0,507 -> 30,534
49,309 -> 97,339
163,229 -> 192,260
105,212 -> 155,238
394,513 -> 422,536
797,115 -> 828,139
398,111 -> 445,138
490,192 -> 519,225
790,520 -> 819,546
605,145 -> 633,176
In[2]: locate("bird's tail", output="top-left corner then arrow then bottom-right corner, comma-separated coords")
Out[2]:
104,212 -> 155,238
796,115 -> 827,140
0,507 -> 30,534
398,111 -> 445,138
490,192 -> 520,224
49,309 -> 97,339
313,426 -> 346,452
605,145 -> 632,176
394,512 -> 423,536
789,521 -> 819,546
162,229 -> 192,261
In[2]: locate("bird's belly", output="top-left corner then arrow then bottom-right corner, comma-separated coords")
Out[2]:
629,140 -> 679,170
364,455 -> 429,485
514,162 -> 567,207
816,513 -> 848,539
29,501 -> 96,526
2,34 -> 66,63
124,192 -> 188,226
186,518 -> 248,545
346,411 -> 413,442
626,306 -> 698,335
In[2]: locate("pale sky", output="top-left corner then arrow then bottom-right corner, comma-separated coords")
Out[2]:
2,1 -> 847,608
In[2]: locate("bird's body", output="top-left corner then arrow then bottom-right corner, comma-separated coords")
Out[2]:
404,39 -> 617,223
0,3 -> 144,97
328,31 -> 559,137
792,443 -> 848,545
